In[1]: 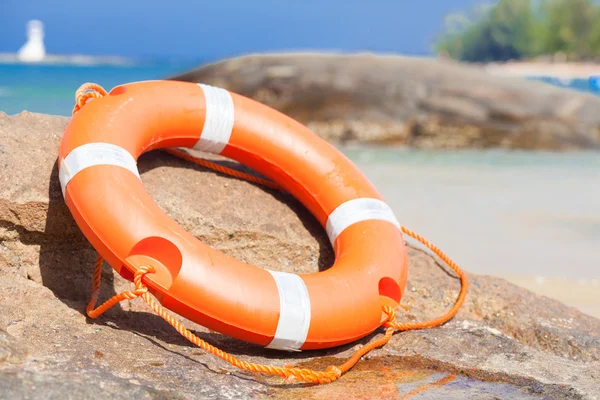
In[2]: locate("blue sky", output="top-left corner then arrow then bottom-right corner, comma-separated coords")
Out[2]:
1,0 -> 486,60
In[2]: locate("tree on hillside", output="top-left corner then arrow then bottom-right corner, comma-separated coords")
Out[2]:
435,0 -> 600,62
537,0 -> 600,59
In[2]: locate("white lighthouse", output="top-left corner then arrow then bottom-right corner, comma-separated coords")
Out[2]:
17,20 -> 46,63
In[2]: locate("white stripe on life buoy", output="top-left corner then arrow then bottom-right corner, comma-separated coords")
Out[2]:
59,142 -> 140,196
194,83 -> 235,154
265,270 -> 311,351
325,198 -> 400,245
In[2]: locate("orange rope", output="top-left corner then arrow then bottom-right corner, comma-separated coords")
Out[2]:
72,83 -> 107,115
74,82 -> 469,384
392,226 -> 468,331
163,148 -> 281,190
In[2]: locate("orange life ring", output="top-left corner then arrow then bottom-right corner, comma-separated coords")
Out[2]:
59,80 -> 408,351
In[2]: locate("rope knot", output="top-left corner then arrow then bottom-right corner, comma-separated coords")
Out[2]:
132,265 -> 155,295
382,305 -> 397,329
72,83 -> 107,115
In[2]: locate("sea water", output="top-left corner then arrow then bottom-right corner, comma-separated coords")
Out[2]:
0,61 -> 199,116
1,61 -> 598,316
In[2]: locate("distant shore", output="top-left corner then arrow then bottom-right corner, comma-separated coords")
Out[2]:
482,60 -> 600,80
0,52 -> 135,67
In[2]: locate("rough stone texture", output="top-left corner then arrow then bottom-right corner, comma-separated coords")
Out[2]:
170,52 -> 600,151
1,111 -> 599,399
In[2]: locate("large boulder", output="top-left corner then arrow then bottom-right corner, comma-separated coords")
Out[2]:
170,52 -> 600,151
0,111 -> 599,399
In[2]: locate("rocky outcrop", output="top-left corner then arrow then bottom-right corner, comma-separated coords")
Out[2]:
171,52 -> 600,151
1,111 -> 599,399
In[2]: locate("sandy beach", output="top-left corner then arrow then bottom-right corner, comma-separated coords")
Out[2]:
483,60 -> 600,80
350,149 -> 600,318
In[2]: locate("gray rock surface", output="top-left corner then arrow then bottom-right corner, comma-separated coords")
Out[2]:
0,111 -> 599,399
171,52 -> 600,150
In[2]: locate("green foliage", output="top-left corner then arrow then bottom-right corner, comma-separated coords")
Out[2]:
435,0 -> 600,62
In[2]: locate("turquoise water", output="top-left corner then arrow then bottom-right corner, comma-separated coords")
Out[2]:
0,61 -> 200,116
532,76 -> 599,95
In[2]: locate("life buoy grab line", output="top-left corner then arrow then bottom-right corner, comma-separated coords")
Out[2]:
59,80 -> 407,351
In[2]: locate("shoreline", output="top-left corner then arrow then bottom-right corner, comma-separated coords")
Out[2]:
0,52 -> 140,67
482,60 -> 600,80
